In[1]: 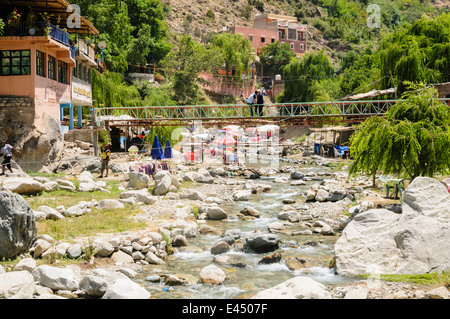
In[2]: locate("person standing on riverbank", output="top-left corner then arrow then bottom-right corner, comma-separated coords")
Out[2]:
99,144 -> 111,178
1,141 -> 21,175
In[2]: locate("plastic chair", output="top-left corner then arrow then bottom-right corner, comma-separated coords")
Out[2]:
321,145 -> 329,157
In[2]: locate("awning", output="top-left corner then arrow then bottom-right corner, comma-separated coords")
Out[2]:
0,0 -> 99,35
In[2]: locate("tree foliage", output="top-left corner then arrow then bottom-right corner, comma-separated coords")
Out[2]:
259,41 -> 297,75
349,83 -> 450,183
277,50 -> 335,103
161,35 -> 223,105
379,13 -> 450,94
209,32 -> 254,81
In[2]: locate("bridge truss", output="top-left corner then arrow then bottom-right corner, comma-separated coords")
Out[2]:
95,99 -> 450,128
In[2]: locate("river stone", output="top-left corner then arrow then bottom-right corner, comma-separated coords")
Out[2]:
102,277 -> 151,299
290,172 -> 304,180
2,178 -> 45,194
172,235 -> 188,247
240,207 -> 261,218
145,251 -> 165,265
154,171 -> 172,195
315,189 -> 329,202
98,199 -> 124,210
204,206 -> 228,220
43,181 -> 59,192
251,276 -> 331,299
95,241 -> 115,257
245,233 -> 280,253
14,257 -> 36,272
0,191 -> 37,259
343,286 -> 369,299
426,286 -> 449,299
127,172 -> 150,190
111,251 -> 135,264
32,265 -> 79,291
0,271 -> 35,299
258,252 -> 282,264
199,265 -> 226,284
233,190 -> 251,201
67,243 -> 83,259
210,241 -> 231,255
79,275 -> 108,297
38,205 -> 65,220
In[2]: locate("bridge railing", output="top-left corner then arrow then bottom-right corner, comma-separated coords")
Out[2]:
95,98 -> 450,122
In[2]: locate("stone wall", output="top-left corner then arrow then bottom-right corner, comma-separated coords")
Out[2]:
0,95 -> 63,172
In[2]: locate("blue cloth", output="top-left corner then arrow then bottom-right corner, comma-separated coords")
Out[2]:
334,145 -> 349,155
164,139 -> 173,158
150,135 -> 165,160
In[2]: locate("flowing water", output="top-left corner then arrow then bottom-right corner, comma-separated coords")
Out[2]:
134,164 -> 357,299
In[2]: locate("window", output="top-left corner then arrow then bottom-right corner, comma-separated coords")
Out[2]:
290,43 -> 294,49
0,50 -> 31,76
249,35 -> 253,42
48,55 -> 56,80
36,50 -> 45,77
58,60 -> 68,84
261,37 -> 265,43
271,38 -> 275,43
300,44 -> 304,51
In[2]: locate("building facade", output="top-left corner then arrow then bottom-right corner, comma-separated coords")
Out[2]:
231,13 -> 307,56
0,0 -> 99,171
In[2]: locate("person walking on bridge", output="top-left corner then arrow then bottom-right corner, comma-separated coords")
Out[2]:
246,91 -> 257,117
256,90 -> 264,116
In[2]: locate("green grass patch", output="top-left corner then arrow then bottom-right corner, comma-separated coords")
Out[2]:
37,205 -> 147,242
360,272 -> 450,288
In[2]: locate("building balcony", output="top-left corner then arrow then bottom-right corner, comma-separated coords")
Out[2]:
75,38 -> 96,66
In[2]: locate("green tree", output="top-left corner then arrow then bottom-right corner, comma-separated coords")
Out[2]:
348,83 -> 450,185
379,13 -> 450,95
209,32 -> 254,82
277,50 -> 335,103
259,41 -> 297,75
161,35 -> 223,105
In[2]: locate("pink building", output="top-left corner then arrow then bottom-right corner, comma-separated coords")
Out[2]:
231,13 -> 307,56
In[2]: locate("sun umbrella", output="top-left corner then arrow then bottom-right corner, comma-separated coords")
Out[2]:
150,134 -> 165,160
164,139 -> 173,159
223,125 -> 241,131
214,136 -> 237,145
226,130 -> 242,137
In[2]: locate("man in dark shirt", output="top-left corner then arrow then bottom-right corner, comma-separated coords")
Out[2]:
256,90 -> 264,116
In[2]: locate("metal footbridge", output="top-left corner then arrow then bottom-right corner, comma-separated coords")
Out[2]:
95,98 -> 450,127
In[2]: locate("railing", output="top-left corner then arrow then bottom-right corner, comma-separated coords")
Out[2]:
13,21 -> 70,46
95,99 -> 450,124
76,38 -> 96,62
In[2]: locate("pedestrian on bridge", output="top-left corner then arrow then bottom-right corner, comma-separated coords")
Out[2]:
256,90 -> 264,116
246,91 -> 257,117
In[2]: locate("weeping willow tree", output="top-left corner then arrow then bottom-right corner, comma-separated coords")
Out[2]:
277,50 -> 335,104
349,83 -> 450,185
209,32 -> 254,82
379,13 -> 450,95
92,70 -> 142,109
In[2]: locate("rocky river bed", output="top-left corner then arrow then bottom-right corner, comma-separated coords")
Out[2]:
0,150 -> 449,299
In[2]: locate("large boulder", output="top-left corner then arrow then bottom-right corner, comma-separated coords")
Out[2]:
31,265 -> 79,291
2,178 -> 45,195
102,277 -> 151,299
0,271 -> 35,299
127,172 -> 150,190
199,265 -> 226,285
153,171 -> 172,196
251,276 -> 330,299
335,177 -> 450,276
0,192 -> 37,259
